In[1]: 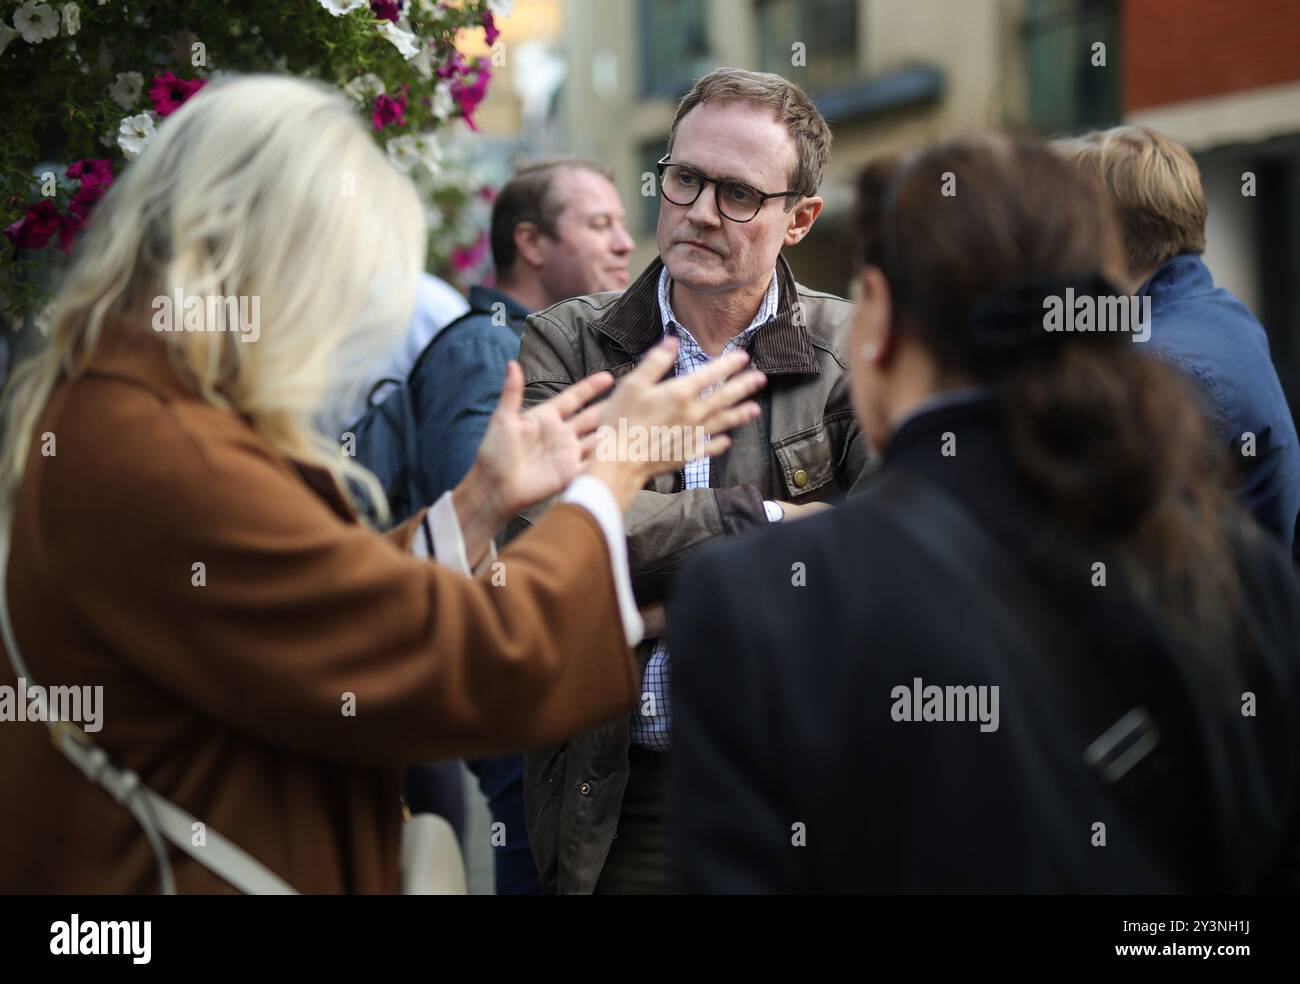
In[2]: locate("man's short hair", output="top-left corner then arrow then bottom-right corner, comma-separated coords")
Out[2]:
668,67 -> 832,204
1055,125 -> 1207,274
491,156 -> 614,274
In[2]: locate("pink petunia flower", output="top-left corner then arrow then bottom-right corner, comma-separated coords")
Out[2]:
483,11 -> 500,45
67,158 -> 114,191
371,0 -> 402,22
149,72 -> 208,118
451,59 -> 491,130
371,91 -> 409,131
4,200 -> 64,251
68,182 -> 107,220
56,211 -> 84,254
437,50 -> 469,80
450,231 -> 490,272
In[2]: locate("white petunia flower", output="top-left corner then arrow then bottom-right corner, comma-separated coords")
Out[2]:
317,0 -> 366,16
417,136 -> 442,178
0,22 -> 20,57
488,0 -> 515,17
62,2 -> 79,35
431,81 -> 454,121
117,111 -> 157,160
386,135 -> 420,174
342,71 -> 384,105
411,41 -> 433,80
378,21 -> 419,60
108,70 -> 142,109
14,2 -> 59,43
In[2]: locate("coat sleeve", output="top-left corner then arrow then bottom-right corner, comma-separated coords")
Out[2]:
40,396 -> 639,768
514,310 -> 768,603
668,544 -> 804,893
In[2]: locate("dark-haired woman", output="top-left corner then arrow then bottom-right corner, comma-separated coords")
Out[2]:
668,134 -> 1300,893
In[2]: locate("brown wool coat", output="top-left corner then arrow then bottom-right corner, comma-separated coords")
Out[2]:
0,323 -> 637,893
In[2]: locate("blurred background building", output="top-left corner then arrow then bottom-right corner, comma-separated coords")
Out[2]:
470,0 -> 1300,412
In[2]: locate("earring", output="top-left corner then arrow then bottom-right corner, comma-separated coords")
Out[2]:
860,342 -> 879,361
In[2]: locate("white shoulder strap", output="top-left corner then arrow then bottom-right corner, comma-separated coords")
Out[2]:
0,506 -> 298,895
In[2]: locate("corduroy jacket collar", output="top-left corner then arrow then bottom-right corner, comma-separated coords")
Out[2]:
589,253 -> 820,376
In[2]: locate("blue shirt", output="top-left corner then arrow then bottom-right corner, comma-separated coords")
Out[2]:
411,285 -> 531,499
1140,254 -> 1300,563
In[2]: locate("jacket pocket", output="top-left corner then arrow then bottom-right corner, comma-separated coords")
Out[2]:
773,421 -> 838,499
522,744 -> 567,892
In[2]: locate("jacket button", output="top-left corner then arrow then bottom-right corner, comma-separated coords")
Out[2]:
579,782 -> 592,796
793,469 -> 809,488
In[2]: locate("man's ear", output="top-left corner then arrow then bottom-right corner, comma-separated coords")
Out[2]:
783,196 -> 823,246
513,221 -> 548,270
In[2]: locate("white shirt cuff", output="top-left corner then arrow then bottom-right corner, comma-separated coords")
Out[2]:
416,491 -> 471,574
563,475 -> 644,648
415,482 -> 643,649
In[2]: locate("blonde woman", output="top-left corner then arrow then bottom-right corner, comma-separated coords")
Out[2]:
0,76 -> 765,893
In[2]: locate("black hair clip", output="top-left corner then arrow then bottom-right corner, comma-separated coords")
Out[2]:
965,273 -> 1125,360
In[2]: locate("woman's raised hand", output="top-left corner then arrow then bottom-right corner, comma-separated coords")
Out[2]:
584,338 -> 766,510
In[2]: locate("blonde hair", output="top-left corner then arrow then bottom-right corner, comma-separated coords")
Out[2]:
0,75 -> 425,522
1055,125 -> 1207,276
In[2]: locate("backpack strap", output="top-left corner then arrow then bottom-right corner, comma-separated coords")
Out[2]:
0,508 -> 298,895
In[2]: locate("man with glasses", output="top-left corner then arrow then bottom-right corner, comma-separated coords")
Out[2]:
510,68 -> 870,894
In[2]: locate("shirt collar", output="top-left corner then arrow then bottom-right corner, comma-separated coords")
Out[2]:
589,254 -> 820,376
890,386 -> 993,438
468,285 -> 532,321
656,265 -> 780,351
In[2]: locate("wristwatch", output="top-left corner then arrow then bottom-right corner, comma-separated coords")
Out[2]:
763,499 -> 785,523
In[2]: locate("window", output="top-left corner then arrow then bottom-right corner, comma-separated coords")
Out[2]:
756,0 -> 859,95
1023,0 -> 1121,134
638,0 -> 711,100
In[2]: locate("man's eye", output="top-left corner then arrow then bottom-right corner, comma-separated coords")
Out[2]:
727,185 -> 758,204
676,171 -> 699,187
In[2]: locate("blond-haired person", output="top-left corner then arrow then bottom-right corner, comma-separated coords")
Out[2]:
0,76 -> 765,893
1057,126 -> 1300,565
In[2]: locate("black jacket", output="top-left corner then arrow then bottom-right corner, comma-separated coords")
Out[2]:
669,397 -> 1300,892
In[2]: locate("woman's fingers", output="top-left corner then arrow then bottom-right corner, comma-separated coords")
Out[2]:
537,370 -> 614,421
691,434 -> 732,461
696,369 -> 766,421
667,350 -> 750,399
567,401 -> 607,438
623,339 -> 679,387
495,360 -> 525,419
700,401 -> 762,438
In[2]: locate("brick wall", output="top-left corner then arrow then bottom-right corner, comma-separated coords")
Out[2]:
1124,0 -> 1300,111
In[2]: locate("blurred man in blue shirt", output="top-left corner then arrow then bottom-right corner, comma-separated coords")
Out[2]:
407,157 -> 634,893
1060,126 -> 1300,564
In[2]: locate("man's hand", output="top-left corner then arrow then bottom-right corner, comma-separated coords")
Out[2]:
639,603 -> 668,639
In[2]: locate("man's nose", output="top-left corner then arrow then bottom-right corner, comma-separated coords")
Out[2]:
684,185 -> 722,228
611,223 -> 635,255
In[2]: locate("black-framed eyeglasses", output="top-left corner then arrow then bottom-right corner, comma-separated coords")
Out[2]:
656,155 -> 799,223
